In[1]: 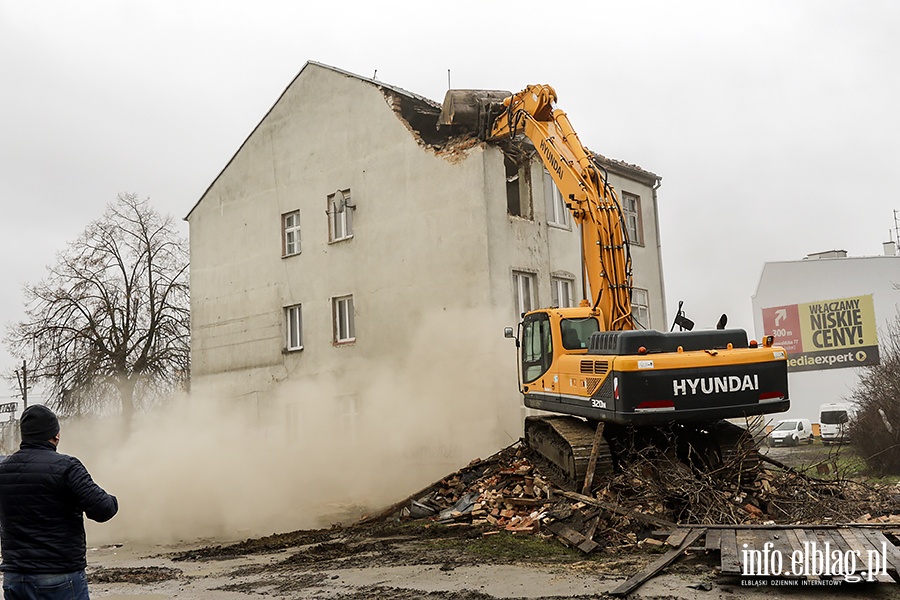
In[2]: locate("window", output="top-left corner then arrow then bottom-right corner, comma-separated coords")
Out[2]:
332,295 -> 355,343
621,191 -> 643,246
285,304 -> 303,351
328,189 -> 354,242
505,156 -> 532,218
544,170 -> 569,228
282,211 -> 301,256
521,313 -> 553,383
560,317 -> 600,350
513,271 -> 536,316
631,288 -> 650,329
551,276 -> 575,308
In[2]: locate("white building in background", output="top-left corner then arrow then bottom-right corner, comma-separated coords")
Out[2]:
185,62 -> 665,468
751,244 -> 900,422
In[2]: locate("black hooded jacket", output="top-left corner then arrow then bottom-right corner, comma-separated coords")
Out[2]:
0,441 -> 118,573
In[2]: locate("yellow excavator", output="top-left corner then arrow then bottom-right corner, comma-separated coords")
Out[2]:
440,85 -> 789,487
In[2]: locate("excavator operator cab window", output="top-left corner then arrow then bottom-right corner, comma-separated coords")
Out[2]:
521,313 -> 553,383
560,318 -> 600,350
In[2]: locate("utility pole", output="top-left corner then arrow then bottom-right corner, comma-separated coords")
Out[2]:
14,360 -> 28,410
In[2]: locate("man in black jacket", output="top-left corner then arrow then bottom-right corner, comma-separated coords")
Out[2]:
0,405 -> 118,599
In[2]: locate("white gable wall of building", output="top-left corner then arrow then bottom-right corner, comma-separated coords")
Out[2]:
190,65 -> 496,382
187,62 -> 666,473
751,254 -> 900,424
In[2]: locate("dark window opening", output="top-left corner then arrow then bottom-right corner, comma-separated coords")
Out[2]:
504,152 -> 532,219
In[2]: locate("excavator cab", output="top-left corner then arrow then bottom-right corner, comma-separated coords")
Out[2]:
517,307 -> 600,387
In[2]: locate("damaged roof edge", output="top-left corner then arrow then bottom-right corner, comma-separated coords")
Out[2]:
184,61 -> 443,222
185,63 -> 660,221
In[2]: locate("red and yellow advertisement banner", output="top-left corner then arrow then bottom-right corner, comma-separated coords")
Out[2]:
761,295 -> 880,372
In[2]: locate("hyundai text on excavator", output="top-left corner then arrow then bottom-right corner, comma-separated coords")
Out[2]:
440,85 -> 789,488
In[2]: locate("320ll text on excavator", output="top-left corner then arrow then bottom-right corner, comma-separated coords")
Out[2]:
440,84 -> 789,491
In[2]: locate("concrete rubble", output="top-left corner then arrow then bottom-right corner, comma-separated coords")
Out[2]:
365,439 -> 900,556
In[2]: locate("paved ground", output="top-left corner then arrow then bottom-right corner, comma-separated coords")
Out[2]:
87,439 -> 898,599
87,532 -> 900,599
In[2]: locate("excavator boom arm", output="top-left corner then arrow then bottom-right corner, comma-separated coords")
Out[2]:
488,85 -> 634,331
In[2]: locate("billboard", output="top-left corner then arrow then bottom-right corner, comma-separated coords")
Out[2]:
761,294 -> 880,373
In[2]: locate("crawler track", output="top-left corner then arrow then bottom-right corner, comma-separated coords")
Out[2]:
525,416 -> 761,491
524,416 -> 614,488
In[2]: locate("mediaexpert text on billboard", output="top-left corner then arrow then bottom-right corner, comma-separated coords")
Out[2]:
761,295 -> 880,373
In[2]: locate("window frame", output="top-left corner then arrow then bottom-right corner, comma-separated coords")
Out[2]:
284,304 -> 303,351
620,191 -> 643,246
521,312 -> 553,383
328,189 -> 354,243
544,170 -> 570,229
513,271 -> 537,316
631,287 -> 650,329
551,276 -> 575,308
332,294 -> 356,344
282,210 -> 301,257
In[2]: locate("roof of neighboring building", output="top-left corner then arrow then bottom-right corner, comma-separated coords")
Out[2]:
592,152 -> 661,186
752,252 -> 900,299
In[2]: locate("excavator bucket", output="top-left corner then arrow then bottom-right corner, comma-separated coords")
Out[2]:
439,89 -> 511,137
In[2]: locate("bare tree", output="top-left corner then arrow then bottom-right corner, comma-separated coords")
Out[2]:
5,193 -> 189,423
848,311 -> 900,474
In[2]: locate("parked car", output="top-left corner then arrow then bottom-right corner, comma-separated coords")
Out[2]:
819,402 -> 854,445
768,418 -> 813,447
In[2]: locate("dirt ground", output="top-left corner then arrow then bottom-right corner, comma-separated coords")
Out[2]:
87,441 -> 900,599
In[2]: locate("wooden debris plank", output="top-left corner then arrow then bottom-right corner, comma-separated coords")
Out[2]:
744,529 -> 792,579
839,528 -> 893,583
827,528 -> 853,557
783,528 -> 818,581
735,528 -> 757,554
610,528 -> 705,597
705,529 -> 721,551
857,528 -> 900,580
546,521 -> 597,554
555,490 -> 675,529
581,422 -> 605,495
814,528 -> 849,580
666,528 -> 690,548
760,528 -> 795,564
720,528 -> 741,574
791,528 -> 820,580
583,515 -> 600,546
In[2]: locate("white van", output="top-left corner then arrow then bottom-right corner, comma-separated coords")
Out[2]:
768,418 -> 813,447
819,402 -> 854,445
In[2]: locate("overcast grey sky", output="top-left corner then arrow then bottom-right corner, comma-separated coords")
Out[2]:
2,0 -> 898,400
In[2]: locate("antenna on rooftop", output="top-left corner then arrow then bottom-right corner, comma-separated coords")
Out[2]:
447,69 -> 451,90
894,209 -> 899,243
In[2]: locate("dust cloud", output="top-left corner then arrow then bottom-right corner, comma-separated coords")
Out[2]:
60,308 -> 523,545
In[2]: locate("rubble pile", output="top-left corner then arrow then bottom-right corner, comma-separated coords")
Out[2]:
598,449 -> 892,527
371,439 -> 900,553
